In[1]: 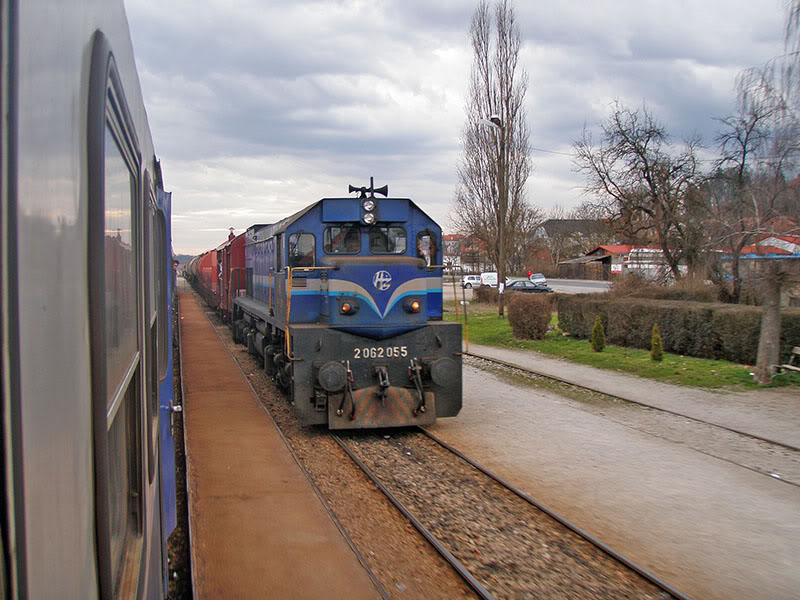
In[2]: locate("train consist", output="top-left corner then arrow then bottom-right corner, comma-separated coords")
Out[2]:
2,2 -> 178,598
187,180 -> 462,429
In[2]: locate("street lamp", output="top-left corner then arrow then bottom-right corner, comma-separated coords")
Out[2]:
480,114 -> 508,317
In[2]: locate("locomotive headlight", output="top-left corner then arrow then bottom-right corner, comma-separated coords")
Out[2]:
362,199 -> 375,211
363,212 -> 376,224
339,301 -> 359,315
403,298 -> 421,313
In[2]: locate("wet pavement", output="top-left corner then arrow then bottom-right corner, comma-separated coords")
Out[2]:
428,349 -> 800,600
466,343 -> 800,449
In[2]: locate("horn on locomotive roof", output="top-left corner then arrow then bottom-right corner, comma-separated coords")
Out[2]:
348,176 -> 389,199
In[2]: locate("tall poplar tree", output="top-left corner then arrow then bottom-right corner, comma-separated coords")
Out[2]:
452,0 -> 534,316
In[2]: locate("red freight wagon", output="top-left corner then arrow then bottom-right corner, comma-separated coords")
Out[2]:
218,231 -> 246,322
196,249 -> 219,308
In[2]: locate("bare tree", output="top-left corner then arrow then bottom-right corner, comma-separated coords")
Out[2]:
708,68 -> 795,303
724,67 -> 800,382
574,101 -> 704,280
452,0 -> 532,315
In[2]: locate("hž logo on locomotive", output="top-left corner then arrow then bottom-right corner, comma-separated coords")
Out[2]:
372,269 -> 392,291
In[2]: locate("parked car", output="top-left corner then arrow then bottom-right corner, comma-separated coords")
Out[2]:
529,272 -> 547,285
506,280 -> 554,293
461,274 -> 481,288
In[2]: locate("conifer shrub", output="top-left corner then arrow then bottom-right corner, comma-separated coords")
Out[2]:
651,323 -> 664,361
591,315 -> 605,352
507,294 -> 551,339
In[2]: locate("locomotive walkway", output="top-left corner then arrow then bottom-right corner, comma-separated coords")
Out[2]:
178,291 -> 380,599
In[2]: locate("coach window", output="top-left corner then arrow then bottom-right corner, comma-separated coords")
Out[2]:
289,232 -> 315,268
103,124 -> 143,596
88,33 -> 144,599
324,225 -> 360,254
156,209 -> 169,378
369,226 -> 406,254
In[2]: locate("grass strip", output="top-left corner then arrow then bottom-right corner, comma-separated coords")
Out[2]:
445,301 -> 800,391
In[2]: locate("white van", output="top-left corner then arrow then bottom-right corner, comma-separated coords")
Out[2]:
480,272 -> 498,287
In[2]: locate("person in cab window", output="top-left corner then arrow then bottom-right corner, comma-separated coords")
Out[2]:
417,233 -> 436,266
345,227 -> 360,253
371,229 -> 389,253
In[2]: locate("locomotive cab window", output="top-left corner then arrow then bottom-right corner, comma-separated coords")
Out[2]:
324,225 -> 360,254
416,230 -> 437,266
288,232 -> 315,268
369,226 -> 406,254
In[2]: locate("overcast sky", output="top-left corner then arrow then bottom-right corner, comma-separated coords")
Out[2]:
125,0 -> 788,254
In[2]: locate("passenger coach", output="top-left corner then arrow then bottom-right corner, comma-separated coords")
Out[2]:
2,1 -> 178,597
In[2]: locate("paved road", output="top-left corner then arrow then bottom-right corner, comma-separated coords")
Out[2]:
442,278 -> 610,302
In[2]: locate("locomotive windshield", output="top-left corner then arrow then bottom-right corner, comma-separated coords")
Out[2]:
324,225 -> 361,254
369,226 -> 406,254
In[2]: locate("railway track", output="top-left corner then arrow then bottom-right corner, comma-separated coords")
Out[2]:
334,427 -> 693,600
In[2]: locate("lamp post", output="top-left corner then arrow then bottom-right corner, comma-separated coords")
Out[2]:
481,115 -> 507,317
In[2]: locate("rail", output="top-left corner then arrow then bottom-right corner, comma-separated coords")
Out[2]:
417,427 -> 694,600
332,434 -> 495,600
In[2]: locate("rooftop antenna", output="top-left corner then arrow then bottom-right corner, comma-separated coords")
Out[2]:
348,176 -> 388,199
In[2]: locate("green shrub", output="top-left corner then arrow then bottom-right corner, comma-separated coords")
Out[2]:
557,295 -> 800,364
508,294 -> 551,339
651,323 -> 664,361
474,285 -> 499,304
591,315 -> 605,352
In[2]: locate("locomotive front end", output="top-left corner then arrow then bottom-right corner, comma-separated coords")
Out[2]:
233,180 -> 463,429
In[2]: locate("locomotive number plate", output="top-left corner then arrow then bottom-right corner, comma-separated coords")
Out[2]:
353,346 -> 408,359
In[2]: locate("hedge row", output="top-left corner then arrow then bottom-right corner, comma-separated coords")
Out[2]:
557,296 -> 800,365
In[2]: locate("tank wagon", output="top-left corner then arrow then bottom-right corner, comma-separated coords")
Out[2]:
2,2 -> 178,596
228,180 -> 462,429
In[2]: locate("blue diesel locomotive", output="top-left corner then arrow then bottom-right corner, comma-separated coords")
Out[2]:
231,181 -> 462,429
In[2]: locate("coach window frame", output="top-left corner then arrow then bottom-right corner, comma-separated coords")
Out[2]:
369,225 -> 406,254
155,205 -> 169,379
87,31 -> 146,599
144,177 -> 158,485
